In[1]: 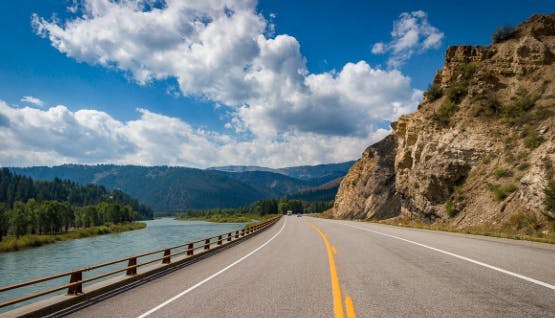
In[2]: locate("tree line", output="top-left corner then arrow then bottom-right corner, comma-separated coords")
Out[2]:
0,200 -> 136,240
178,197 -> 333,218
0,168 -> 153,219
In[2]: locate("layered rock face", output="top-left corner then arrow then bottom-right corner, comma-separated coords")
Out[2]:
333,135 -> 399,219
334,13 -> 555,230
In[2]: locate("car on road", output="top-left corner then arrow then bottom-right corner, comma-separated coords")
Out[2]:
296,214 -> 302,217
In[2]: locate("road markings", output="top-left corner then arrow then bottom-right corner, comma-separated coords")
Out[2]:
136,217 -> 288,318
310,223 -> 356,318
335,221 -> 555,291
345,295 -> 357,318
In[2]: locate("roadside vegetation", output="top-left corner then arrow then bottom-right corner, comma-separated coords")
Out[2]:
383,216 -> 555,244
0,222 -> 146,252
312,212 -> 554,244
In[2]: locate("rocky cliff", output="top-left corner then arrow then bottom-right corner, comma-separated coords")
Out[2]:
334,13 -> 555,233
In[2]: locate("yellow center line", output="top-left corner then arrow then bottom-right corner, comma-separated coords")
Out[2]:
310,223 -> 351,318
345,295 -> 357,318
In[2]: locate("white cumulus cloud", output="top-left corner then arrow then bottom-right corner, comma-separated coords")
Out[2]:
372,10 -> 444,68
0,100 -> 389,168
20,0 -> 428,167
20,96 -> 45,107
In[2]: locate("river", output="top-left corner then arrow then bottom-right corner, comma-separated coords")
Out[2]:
0,218 -> 245,312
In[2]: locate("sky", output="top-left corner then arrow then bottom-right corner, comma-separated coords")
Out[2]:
0,0 -> 553,168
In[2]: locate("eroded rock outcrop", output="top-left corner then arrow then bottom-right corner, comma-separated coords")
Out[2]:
333,135 -> 399,219
334,13 -> 555,232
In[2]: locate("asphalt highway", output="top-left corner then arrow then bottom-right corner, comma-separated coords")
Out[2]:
66,216 -> 555,318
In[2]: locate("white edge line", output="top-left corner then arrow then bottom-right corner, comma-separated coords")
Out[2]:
136,217 -> 287,318
323,219 -> 555,291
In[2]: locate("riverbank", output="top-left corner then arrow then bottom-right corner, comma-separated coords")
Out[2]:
0,222 -> 147,253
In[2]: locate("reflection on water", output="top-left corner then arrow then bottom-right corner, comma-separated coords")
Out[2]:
0,218 -> 244,312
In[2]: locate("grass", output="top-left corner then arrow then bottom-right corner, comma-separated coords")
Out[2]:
383,217 -> 555,244
0,222 -> 146,253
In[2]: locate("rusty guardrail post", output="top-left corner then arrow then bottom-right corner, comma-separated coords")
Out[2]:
217,235 -> 223,245
235,230 -> 239,239
67,271 -> 83,295
163,249 -> 171,264
204,238 -> 210,250
127,257 -> 137,275
187,243 -> 194,256
227,233 -> 232,242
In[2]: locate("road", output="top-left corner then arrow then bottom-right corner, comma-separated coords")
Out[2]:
64,216 -> 554,318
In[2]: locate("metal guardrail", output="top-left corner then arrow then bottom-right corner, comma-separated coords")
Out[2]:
0,215 -> 282,310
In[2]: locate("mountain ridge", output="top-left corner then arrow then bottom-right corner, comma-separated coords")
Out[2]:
10,161 -> 353,212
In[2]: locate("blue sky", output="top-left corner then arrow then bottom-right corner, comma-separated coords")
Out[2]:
0,0 -> 553,168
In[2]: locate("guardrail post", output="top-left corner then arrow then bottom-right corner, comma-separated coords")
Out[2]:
218,235 -> 223,245
227,233 -> 232,242
204,238 -> 210,250
235,230 -> 239,239
127,257 -> 137,275
187,243 -> 194,256
67,271 -> 83,295
241,229 -> 245,236
163,249 -> 171,264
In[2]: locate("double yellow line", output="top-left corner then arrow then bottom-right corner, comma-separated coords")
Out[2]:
310,223 -> 357,318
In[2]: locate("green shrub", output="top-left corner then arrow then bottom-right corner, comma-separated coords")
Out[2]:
445,201 -> 458,217
544,180 -> 555,214
483,95 -> 502,116
500,88 -> 538,126
518,162 -> 530,171
425,83 -> 443,102
446,81 -> 469,104
493,168 -> 513,179
534,107 -> 554,121
504,183 -> 518,193
504,137 -> 515,151
517,151 -> 529,160
508,213 -> 542,231
488,183 -> 518,201
523,128 -> 545,149
492,25 -> 515,43
455,63 -> 476,81
439,99 -> 458,125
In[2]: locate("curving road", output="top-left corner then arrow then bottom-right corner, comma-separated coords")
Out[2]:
60,216 -> 554,318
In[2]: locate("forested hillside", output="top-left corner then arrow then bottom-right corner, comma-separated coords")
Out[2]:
0,168 -> 153,219
12,163 -> 352,212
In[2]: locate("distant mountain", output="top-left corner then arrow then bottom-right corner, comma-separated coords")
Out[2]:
222,171 -> 313,198
11,161 -> 353,213
289,177 -> 343,202
209,161 -> 356,184
207,165 -> 279,174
